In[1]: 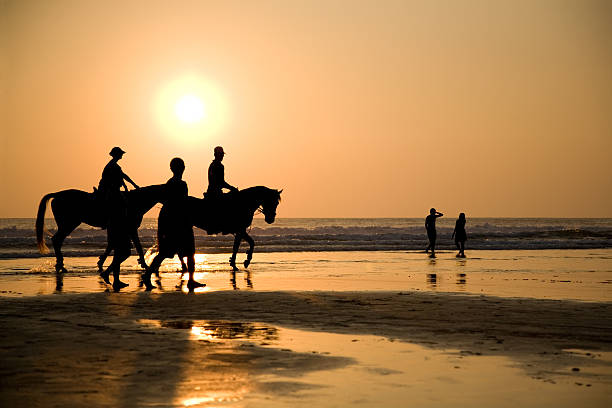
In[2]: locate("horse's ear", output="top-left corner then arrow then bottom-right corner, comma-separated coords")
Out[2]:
278,189 -> 283,195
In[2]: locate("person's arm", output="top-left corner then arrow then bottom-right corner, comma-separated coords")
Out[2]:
436,212 -> 443,217
452,226 -> 456,238
220,166 -> 238,192
122,172 -> 139,189
223,181 -> 239,192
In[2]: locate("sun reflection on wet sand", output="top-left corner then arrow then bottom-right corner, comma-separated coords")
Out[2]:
131,319 -> 612,408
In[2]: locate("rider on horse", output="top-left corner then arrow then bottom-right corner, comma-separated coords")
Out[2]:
98,147 -> 139,277
205,146 -> 238,200
98,147 -> 140,207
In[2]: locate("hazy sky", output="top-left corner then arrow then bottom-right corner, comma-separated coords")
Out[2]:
2,0 -> 611,218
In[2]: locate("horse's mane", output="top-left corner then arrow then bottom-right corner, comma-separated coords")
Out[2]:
240,186 -> 281,202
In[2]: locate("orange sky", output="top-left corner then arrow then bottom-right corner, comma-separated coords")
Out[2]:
2,0 -> 611,218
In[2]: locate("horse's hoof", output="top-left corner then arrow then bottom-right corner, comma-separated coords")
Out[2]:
100,272 -> 111,285
244,259 -> 251,268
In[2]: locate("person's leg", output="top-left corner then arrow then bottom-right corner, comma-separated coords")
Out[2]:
111,248 -> 130,290
186,255 -> 205,289
430,232 -> 437,257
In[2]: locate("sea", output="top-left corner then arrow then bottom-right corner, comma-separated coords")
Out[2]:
1,217 -> 611,259
1,217 -> 611,300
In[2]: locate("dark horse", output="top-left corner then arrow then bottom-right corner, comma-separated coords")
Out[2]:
142,186 -> 281,287
194,186 -> 281,271
36,185 -> 166,272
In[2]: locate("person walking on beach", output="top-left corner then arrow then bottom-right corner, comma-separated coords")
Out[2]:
425,208 -> 443,258
452,213 -> 467,258
205,146 -> 238,201
144,158 -> 204,290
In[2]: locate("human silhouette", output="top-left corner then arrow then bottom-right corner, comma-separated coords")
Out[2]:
452,212 -> 467,257
205,146 -> 238,200
98,147 -> 139,290
425,208 -> 443,258
98,147 -> 139,251
98,147 -> 139,206
144,158 -> 204,290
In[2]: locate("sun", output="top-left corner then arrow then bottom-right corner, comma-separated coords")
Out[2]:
154,75 -> 229,143
175,94 -> 205,124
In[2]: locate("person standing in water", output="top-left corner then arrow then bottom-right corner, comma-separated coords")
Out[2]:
425,208 -> 443,258
144,158 -> 204,291
452,213 -> 467,258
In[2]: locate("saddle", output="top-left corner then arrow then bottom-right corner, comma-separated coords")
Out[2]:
201,191 -> 239,235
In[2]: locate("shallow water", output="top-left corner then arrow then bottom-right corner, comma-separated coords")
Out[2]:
134,319 -> 612,407
0,249 -> 611,301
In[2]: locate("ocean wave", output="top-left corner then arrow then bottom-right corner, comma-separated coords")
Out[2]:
1,219 -> 611,258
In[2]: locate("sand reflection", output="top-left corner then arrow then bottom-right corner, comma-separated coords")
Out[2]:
137,319 -> 353,406
136,320 -> 612,407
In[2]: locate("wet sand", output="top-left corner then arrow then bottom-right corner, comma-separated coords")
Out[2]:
1,250 -> 611,406
2,249 -> 611,301
1,289 -> 611,407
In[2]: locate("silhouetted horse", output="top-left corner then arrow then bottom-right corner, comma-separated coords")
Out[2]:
191,186 -> 282,271
36,185 -> 166,272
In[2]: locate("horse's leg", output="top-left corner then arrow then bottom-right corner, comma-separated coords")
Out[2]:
229,233 -> 241,272
100,263 -> 111,284
98,245 -> 112,271
130,231 -> 148,271
51,223 -> 78,273
243,232 -> 255,268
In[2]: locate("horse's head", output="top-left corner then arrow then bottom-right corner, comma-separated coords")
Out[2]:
261,188 -> 282,224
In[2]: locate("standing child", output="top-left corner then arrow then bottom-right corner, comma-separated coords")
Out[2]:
452,213 -> 467,258
425,208 -> 443,258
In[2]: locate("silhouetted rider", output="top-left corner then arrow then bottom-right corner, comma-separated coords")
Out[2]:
98,147 -> 139,195
98,146 -> 139,234
206,146 -> 238,200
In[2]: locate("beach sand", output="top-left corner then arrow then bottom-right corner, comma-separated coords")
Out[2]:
1,250 -> 611,407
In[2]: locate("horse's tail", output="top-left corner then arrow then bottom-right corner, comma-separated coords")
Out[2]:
36,193 -> 55,254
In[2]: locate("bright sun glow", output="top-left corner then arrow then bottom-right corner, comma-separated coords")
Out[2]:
155,75 -> 229,143
175,94 -> 205,123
